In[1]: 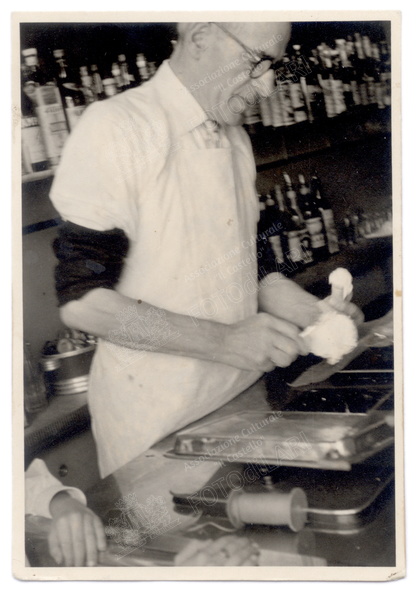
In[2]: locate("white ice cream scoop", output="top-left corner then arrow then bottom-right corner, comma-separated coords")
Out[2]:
328,267 -> 354,306
300,268 -> 358,365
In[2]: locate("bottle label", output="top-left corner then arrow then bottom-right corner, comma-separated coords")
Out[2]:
319,77 -> 336,118
35,103 -> 69,164
289,83 -> 308,123
280,84 -> 295,126
305,217 -> 326,248
287,231 -> 304,263
321,209 -> 340,253
298,229 -> 314,263
22,116 -> 47,167
330,78 -> 347,114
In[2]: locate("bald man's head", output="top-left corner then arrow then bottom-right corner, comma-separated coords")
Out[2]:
171,21 -> 291,126
176,22 -> 291,55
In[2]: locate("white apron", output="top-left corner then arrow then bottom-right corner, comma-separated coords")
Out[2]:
88,124 -> 262,478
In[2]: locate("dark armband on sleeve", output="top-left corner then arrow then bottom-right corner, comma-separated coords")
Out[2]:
52,222 -> 130,306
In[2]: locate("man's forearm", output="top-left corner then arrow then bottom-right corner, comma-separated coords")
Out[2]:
258,273 -> 320,329
60,287 -> 231,364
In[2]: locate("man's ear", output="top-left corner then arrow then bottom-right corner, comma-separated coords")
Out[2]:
188,23 -> 212,58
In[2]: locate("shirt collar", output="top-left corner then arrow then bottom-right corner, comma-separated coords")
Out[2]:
150,60 -> 211,135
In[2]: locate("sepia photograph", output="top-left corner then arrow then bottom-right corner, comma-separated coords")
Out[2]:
11,9 -> 404,582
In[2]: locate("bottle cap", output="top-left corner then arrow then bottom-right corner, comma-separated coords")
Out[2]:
22,48 -> 38,58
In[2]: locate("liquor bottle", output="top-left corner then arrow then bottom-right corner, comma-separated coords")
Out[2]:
269,90 -> 285,128
136,53 -> 150,83
379,41 -> 391,106
102,77 -> 118,98
21,48 -> 46,87
33,84 -> 69,167
301,50 -> 326,122
287,46 -> 308,123
111,61 -> 124,93
20,48 -> 48,172
371,43 -> 385,109
283,172 -> 314,267
276,57 -> 295,126
53,49 -> 86,131
268,80 -> 285,128
352,33 -> 369,106
316,44 -> 336,118
344,36 -> 363,106
335,38 -> 356,111
297,174 -> 327,260
90,64 -> 105,101
264,193 -> 286,268
273,184 -> 299,275
327,45 -> 347,116
79,66 -> 96,105
118,53 -> 135,90
361,35 -> 377,106
310,173 -> 339,254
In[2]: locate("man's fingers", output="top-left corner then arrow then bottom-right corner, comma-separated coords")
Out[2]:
266,316 -> 309,356
55,517 -> 75,566
69,513 -> 88,566
48,528 -> 63,565
270,347 -> 295,368
266,315 -> 301,341
83,514 -> 98,567
93,514 -> 107,552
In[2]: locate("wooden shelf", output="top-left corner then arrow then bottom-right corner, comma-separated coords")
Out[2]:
247,105 -> 391,171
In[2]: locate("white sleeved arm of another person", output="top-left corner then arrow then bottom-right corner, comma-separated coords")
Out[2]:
25,458 -> 87,519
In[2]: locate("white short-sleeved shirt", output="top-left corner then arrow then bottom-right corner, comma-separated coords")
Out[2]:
50,61 -> 262,477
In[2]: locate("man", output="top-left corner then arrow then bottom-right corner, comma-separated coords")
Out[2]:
51,22 -> 359,478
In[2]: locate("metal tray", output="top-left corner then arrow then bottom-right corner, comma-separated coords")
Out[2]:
172,463 -> 394,535
168,410 -> 394,470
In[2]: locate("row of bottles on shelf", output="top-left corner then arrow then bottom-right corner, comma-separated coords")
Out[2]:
258,172 -> 391,276
244,31 -> 391,130
21,46 -> 158,175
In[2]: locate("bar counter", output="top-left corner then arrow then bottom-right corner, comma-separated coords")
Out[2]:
25,372 -> 396,569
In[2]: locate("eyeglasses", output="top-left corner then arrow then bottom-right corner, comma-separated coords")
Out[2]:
211,22 -> 274,79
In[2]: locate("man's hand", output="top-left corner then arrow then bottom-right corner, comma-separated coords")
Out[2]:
221,313 -> 308,372
258,273 -> 364,329
48,492 -> 107,566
